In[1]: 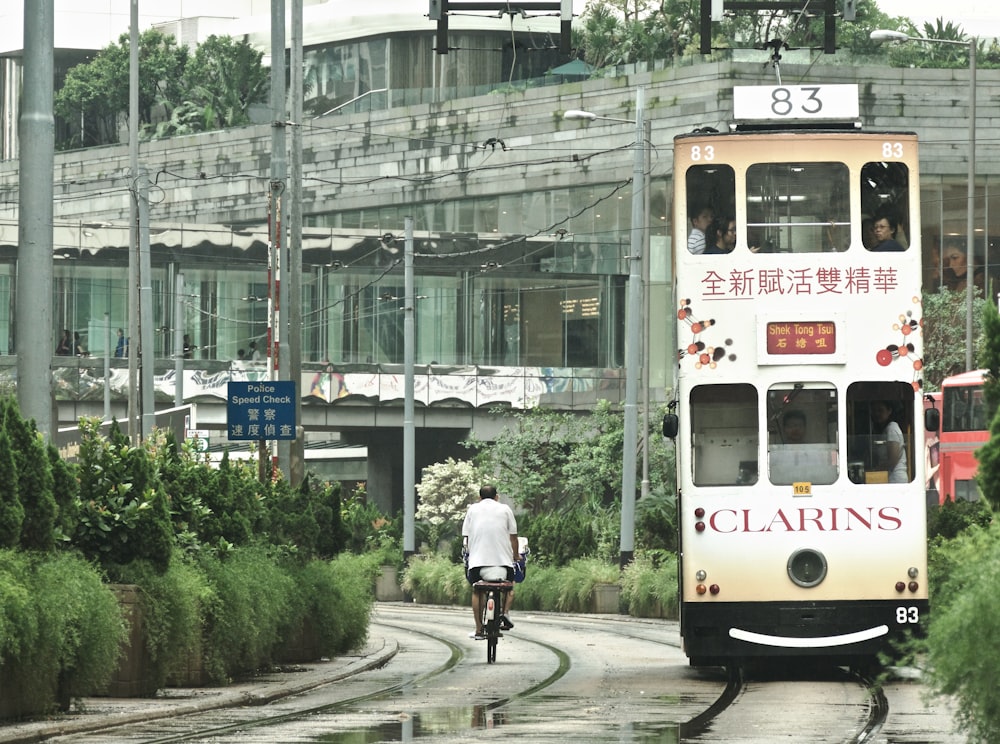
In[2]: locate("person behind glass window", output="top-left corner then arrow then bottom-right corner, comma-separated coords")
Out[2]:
941,239 -> 985,294
781,409 -> 807,444
55,329 -> 72,356
871,401 -> 908,483
687,204 -> 713,255
871,214 -> 905,252
705,216 -> 736,255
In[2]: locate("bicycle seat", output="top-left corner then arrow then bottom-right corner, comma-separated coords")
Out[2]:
473,580 -> 513,590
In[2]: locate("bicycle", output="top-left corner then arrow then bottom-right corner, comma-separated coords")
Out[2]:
473,579 -> 514,664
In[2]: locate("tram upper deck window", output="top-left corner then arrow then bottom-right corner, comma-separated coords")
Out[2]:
766,383 -> 839,486
746,162 -> 849,253
685,164 -> 736,254
690,383 -> 758,486
861,161 -> 910,251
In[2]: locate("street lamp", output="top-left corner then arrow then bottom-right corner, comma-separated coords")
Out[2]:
565,88 -> 646,567
871,29 -> 977,371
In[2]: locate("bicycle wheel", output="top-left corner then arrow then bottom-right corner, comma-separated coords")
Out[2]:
487,631 -> 498,663
484,589 -> 499,663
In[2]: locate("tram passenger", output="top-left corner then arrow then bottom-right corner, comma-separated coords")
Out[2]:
780,409 -> 807,444
870,213 -> 905,252
687,204 -> 714,254
871,401 -> 908,483
705,216 -> 736,254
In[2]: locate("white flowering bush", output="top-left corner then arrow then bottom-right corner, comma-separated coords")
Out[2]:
415,458 -> 481,552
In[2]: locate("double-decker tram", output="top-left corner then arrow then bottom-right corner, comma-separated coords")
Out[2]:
668,84 -> 929,666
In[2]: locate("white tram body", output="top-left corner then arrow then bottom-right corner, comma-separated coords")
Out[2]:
672,86 -> 928,664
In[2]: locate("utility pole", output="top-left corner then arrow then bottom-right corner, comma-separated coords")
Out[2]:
289,0 -> 305,485
269,0 -> 287,481
17,0 -> 54,439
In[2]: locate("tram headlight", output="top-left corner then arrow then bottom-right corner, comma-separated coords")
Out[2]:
695,570 -> 707,581
908,566 -> 919,579
787,548 -> 828,588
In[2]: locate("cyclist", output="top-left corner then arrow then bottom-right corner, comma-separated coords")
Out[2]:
462,484 -> 518,639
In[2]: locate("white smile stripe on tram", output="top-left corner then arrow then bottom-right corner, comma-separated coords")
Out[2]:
729,625 -> 889,648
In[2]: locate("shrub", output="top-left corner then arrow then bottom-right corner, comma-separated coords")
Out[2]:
927,496 -> 992,541
0,550 -> 124,715
513,557 -> 619,612
620,552 -> 678,618
199,547 -> 298,684
113,554 -> 210,692
924,522 -> 1000,742
295,555 -> 374,655
519,506 -> 620,567
400,553 -> 469,605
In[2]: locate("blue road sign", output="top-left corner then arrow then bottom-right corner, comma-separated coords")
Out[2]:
227,381 -> 297,440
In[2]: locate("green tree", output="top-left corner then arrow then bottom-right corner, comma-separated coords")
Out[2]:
174,35 -> 268,131
979,300 -> 1000,420
55,29 -> 189,149
921,287 -> 985,391
925,523 -> 1000,742
48,442 -> 79,544
0,429 -> 23,548
465,399 -> 674,519
2,399 -> 56,552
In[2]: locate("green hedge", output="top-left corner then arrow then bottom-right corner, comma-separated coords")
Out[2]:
399,552 -> 678,618
0,550 -> 125,716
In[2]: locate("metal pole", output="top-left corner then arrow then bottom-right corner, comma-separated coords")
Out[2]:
620,86 -> 644,569
403,217 -> 416,566
966,37 -> 976,372
289,0 -> 305,485
174,272 -> 184,406
17,0 -> 54,438
640,116 -> 651,503
272,0 -> 289,477
127,0 -> 139,442
104,313 -> 111,421
139,165 -> 154,437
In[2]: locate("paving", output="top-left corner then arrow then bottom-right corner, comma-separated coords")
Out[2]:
0,635 -> 396,744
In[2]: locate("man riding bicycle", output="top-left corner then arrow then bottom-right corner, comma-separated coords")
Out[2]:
462,484 -> 518,639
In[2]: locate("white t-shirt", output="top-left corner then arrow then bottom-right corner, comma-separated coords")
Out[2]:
462,497 -> 517,568
883,420 -> 908,483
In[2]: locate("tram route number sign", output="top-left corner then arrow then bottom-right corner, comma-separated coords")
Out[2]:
734,84 -> 859,121
227,381 -> 297,441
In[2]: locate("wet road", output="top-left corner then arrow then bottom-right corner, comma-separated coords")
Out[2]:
48,604 -> 965,743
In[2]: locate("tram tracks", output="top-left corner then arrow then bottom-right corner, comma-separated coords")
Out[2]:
33,605 -> 894,743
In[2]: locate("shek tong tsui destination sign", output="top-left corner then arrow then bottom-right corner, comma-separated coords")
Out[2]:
227,381 -> 297,440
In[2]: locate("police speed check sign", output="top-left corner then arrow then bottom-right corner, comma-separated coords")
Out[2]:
227,381 -> 297,440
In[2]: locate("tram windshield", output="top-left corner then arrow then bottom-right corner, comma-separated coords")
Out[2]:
766,383 -> 839,485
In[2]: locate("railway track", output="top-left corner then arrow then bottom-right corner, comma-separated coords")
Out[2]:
21,605 -> 928,743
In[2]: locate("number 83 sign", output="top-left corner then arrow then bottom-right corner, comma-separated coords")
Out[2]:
734,84 -> 860,121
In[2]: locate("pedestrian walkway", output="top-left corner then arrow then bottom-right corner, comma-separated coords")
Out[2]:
0,636 -> 396,744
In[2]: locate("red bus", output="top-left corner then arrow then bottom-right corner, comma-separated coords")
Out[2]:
935,370 -> 987,503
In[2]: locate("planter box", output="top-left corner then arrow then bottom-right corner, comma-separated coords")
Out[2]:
101,584 -> 157,698
375,565 -> 405,602
590,583 -> 621,614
